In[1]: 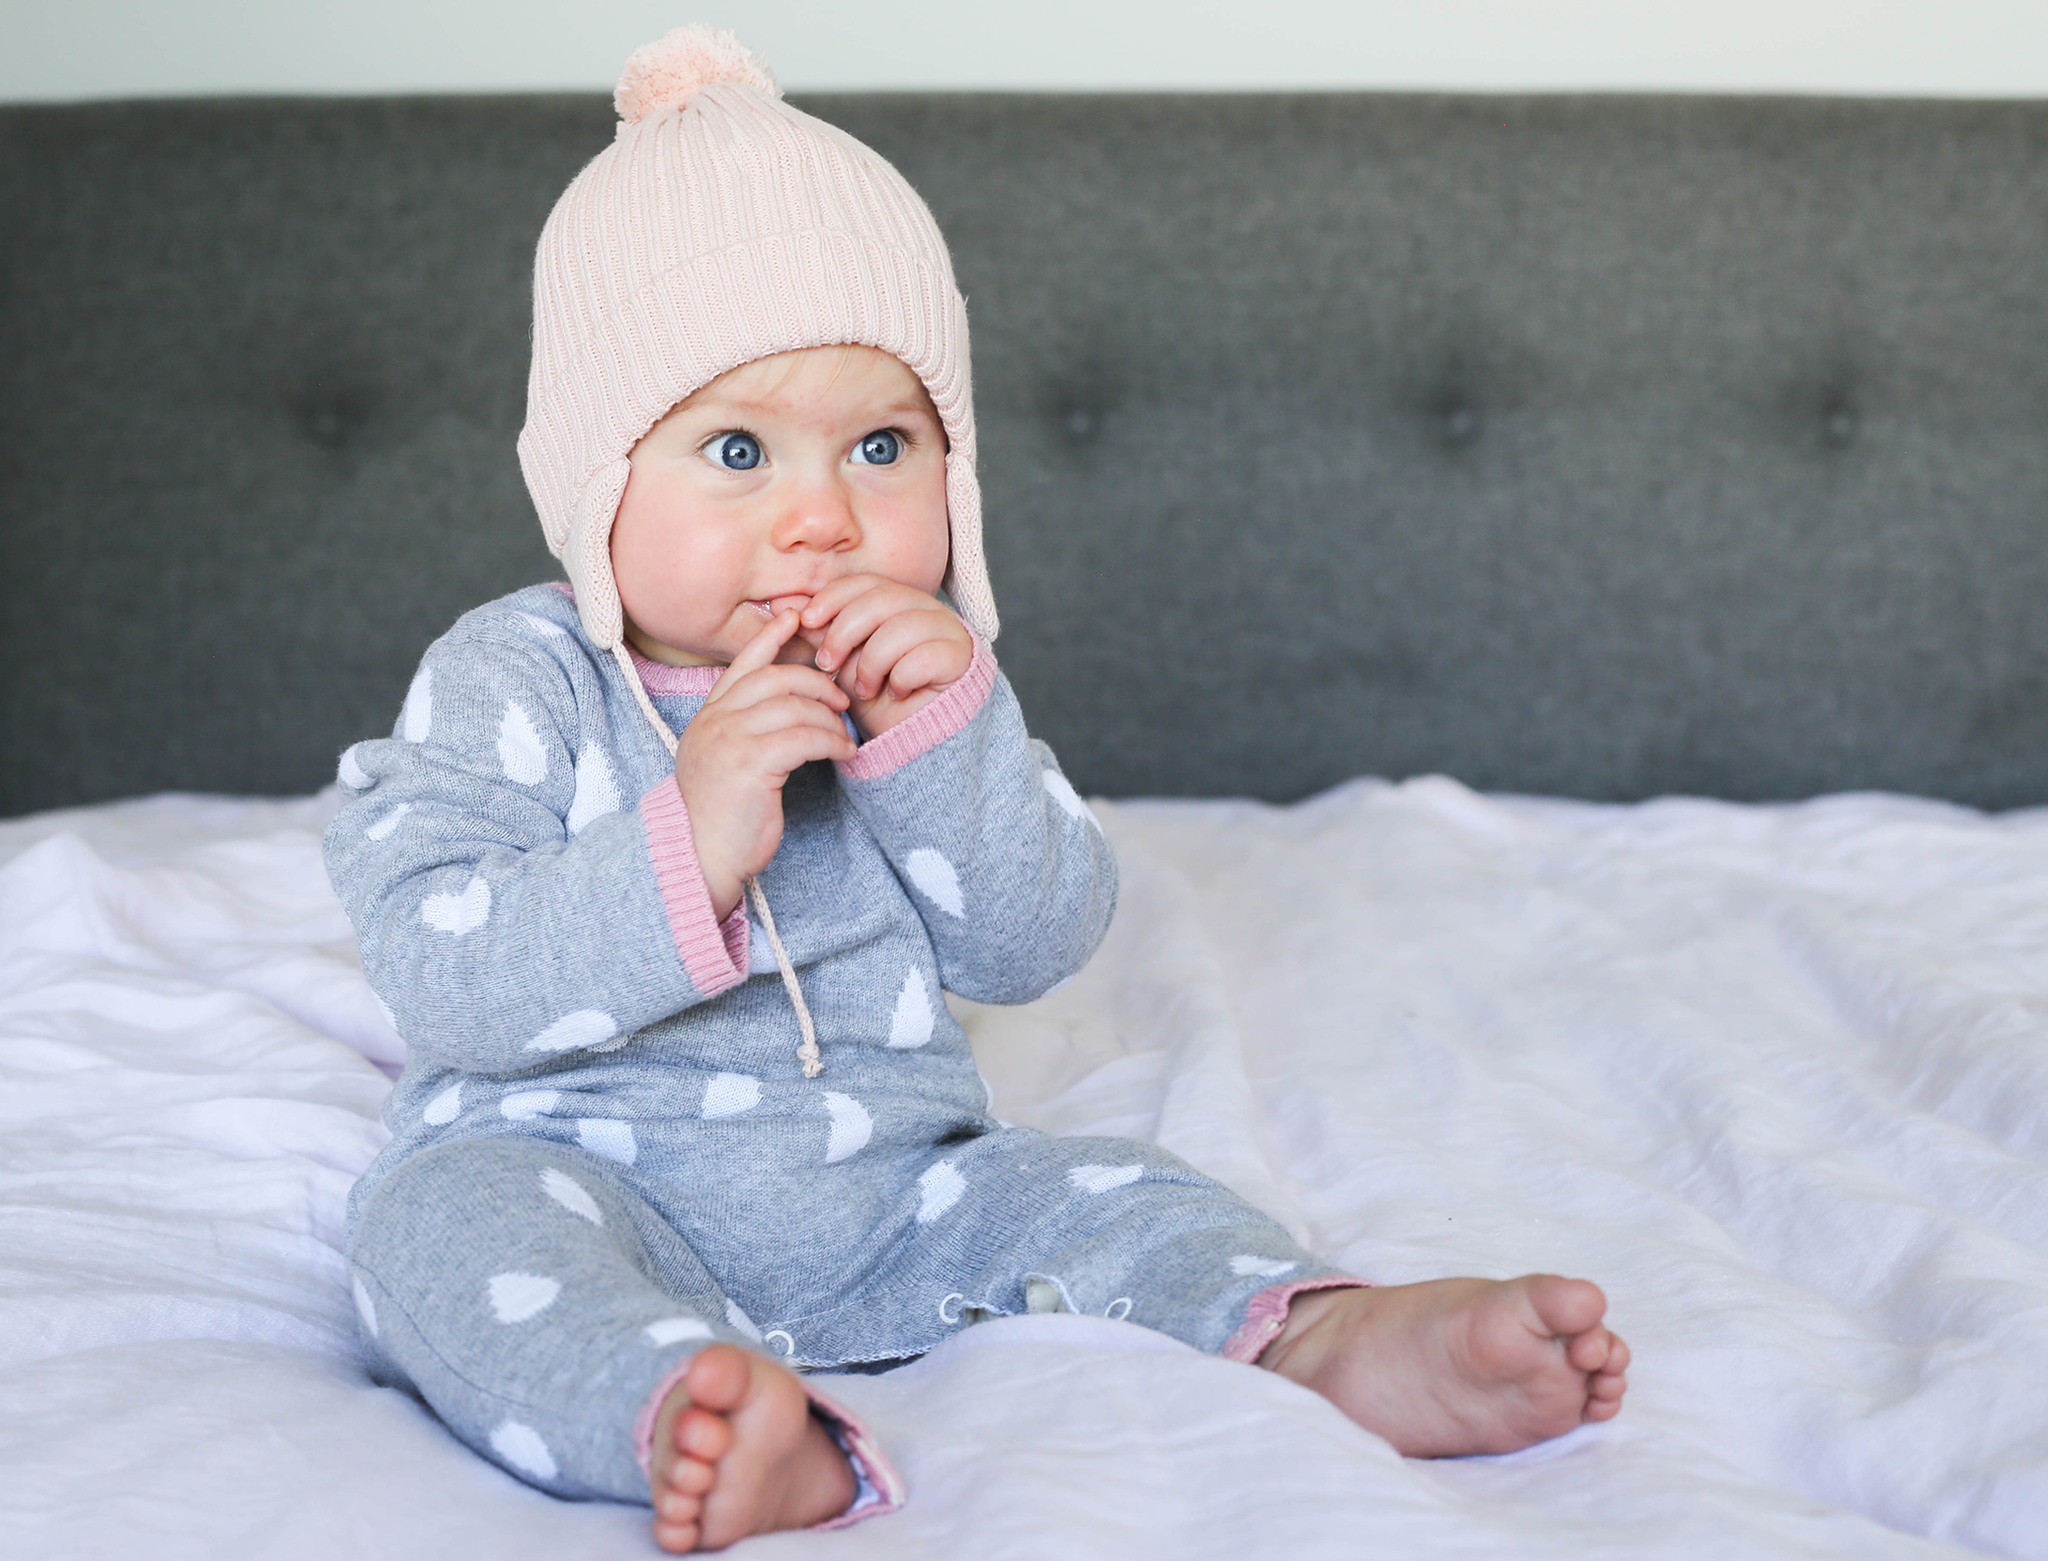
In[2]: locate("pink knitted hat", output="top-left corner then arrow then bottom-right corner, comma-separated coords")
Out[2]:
516,25 -> 997,651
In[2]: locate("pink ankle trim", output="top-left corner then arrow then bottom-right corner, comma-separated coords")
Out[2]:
632,1359 -> 904,1530
800,1382 -> 906,1528
640,778 -> 748,996
634,1356 -> 697,1476
838,635 -> 997,781
1222,1277 -> 1372,1365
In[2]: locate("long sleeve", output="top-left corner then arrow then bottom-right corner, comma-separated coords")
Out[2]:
834,639 -> 1118,1004
324,612 -> 749,1076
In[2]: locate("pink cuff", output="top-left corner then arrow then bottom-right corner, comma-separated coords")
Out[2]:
633,1360 -> 905,1529
640,778 -> 748,997
838,636 -> 998,782
1221,1277 -> 1373,1365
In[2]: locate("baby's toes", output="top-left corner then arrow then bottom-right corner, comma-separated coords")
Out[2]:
663,1452 -> 717,1497
1526,1275 -> 1607,1340
652,1495 -> 703,1555
1583,1391 -> 1624,1423
1565,1326 -> 1616,1374
1582,1347 -> 1628,1422
681,1342 -> 756,1415
653,1519 -> 701,1554
656,1483 -> 705,1526
676,1406 -> 733,1464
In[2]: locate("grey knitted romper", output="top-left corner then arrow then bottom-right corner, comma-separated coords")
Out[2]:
326,583 -> 1345,1509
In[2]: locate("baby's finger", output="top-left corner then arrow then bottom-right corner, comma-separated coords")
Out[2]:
705,610 -> 802,705
796,574 -> 891,637
878,635 -> 970,700
758,728 -> 859,779
808,580 -> 926,673
846,610 -> 967,699
733,705 -> 859,770
703,662 -> 849,716
722,691 -> 859,743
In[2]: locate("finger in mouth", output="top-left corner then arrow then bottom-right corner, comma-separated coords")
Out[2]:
746,594 -> 815,619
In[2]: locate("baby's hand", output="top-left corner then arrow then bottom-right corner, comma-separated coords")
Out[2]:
797,576 -> 973,740
675,610 -> 857,920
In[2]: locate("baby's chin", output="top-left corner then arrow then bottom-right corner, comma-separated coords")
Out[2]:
622,617 -> 735,668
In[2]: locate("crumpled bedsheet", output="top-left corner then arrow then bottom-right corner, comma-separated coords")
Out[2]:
0,779 -> 2043,1560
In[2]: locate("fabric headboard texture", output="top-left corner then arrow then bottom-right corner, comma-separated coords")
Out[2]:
2,92 -> 2044,815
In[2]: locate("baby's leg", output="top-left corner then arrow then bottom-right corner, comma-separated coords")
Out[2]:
348,1137 -> 862,1550
1254,1277 -> 1630,1458
972,1133 -> 1624,1458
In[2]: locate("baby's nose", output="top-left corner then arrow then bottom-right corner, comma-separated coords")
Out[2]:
773,483 -> 861,550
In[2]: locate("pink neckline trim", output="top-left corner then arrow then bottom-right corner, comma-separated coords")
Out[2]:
629,649 -> 723,697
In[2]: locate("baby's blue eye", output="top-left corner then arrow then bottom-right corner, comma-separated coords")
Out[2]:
706,432 -> 762,470
851,429 -> 902,466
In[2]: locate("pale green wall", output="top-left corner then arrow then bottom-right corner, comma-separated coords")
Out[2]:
5,0 -> 2047,101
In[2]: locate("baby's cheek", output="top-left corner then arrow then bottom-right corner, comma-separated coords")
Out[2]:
883,490 -> 950,597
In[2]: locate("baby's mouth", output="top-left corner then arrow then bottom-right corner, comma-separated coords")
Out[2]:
745,594 -> 814,618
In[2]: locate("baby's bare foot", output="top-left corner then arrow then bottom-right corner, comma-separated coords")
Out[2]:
1258,1276 -> 1629,1458
647,1343 -> 857,1553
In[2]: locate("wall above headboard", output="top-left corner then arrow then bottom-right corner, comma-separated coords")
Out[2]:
9,1 -> 2047,100
3,91 -> 2045,813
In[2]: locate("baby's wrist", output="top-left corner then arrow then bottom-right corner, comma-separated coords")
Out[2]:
697,850 -> 743,922
848,683 -> 945,741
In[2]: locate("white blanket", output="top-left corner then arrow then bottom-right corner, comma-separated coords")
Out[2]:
1,780 -> 2043,1560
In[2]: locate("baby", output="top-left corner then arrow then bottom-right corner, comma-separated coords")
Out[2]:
326,26 -> 1627,1554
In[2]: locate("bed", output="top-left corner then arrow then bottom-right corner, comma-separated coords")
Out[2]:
3,90 -> 2046,1559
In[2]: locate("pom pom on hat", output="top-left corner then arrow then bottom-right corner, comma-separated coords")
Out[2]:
614,25 -> 781,123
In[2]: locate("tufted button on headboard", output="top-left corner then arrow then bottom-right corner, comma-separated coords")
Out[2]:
3,92 -> 2045,813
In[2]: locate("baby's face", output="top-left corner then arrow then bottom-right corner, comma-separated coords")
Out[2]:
610,345 -> 950,666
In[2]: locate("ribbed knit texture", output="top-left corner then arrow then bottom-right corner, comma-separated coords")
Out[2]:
516,33 -> 996,650
638,775 -> 749,997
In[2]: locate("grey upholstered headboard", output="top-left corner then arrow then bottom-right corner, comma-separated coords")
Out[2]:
3,92 -> 2045,817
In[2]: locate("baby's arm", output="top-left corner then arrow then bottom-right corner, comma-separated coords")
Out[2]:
325,621 -> 749,1075
821,595 -> 1118,1004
